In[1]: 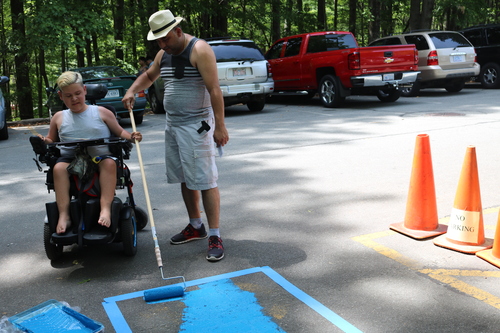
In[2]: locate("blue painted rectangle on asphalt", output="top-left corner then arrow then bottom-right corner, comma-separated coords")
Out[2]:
102,266 -> 362,333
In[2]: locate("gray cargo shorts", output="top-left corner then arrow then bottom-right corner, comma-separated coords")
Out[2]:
165,117 -> 218,191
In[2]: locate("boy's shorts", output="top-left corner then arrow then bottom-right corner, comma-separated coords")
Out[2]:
165,118 -> 218,191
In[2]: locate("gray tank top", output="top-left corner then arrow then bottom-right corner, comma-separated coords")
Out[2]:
159,37 -> 213,126
58,105 -> 111,157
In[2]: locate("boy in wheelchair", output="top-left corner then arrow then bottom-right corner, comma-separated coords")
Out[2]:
38,71 -> 142,234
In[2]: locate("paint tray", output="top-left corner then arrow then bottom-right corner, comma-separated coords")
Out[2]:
8,299 -> 104,333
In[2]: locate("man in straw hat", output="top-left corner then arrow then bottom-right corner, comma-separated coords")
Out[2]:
123,9 -> 229,261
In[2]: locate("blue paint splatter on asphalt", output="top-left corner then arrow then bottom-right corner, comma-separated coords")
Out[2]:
179,279 -> 286,332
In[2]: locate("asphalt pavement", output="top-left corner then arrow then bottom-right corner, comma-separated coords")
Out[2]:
1,86 -> 500,332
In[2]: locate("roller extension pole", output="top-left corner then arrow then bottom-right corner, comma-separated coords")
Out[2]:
128,109 -> 185,298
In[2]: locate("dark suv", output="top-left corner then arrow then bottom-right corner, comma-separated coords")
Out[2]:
148,38 -> 274,113
459,24 -> 500,89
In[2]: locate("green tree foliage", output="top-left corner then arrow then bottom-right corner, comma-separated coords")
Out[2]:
1,0 -> 499,120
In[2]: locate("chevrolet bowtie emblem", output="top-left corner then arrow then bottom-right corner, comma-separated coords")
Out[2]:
384,58 -> 395,63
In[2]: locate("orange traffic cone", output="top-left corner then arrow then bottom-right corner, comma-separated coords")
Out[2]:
476,210 -> 500,267
390,134 -> 447,239
434,146 -> 493,254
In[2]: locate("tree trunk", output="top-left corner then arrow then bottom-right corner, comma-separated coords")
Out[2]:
92,33 -> 100,65
76,37 -> 85,67
86,38 -> 93,67
420,0 -> 434,29
0,0 -> 12,121
317,0 -> 326,30
271,0 -> 281,44
409,0 -> 421,31
297,0 -> 304,33
38,46 -> 48,89
114,0 -> 125,61
368,0 -> 381,42
214,9 -> 228,37
144,0 -> 159,59
381,0 -> 394,36
333,0 -> 339,30
61,46 -> 66,72
349,0 -> 357,35
10,0 -> 33,119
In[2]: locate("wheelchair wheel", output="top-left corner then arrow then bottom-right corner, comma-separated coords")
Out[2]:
44,224 -> 63,260
121,207 -> 137,256
134,206 -> 148,231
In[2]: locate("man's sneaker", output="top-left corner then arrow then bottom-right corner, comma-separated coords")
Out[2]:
170,223 -> 207,244
206,236 -> 224,261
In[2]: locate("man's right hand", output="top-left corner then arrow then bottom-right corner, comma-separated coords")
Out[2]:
122,93 -> 135,110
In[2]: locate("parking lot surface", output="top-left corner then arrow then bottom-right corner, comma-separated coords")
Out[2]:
2,86 -> 500,332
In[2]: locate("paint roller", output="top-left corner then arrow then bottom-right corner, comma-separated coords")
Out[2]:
127,107 -> 186,302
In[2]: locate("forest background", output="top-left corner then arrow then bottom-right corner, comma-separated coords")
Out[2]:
1,0 -> 499,121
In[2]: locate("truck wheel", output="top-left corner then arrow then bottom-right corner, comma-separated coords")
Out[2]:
401,81 -> 420,97
377,89 -> 401,102
319,75 -> 344,108
480,62 -> 500,89
148,89 -> 165,114
445,80 -> 465,93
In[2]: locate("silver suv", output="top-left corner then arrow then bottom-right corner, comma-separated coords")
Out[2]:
148,38 -> 274,113
369,31 -> 480,96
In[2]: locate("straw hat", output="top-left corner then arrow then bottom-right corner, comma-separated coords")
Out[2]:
147,10 -> 184,41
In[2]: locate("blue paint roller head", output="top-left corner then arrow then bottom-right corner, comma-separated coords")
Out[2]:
143,285 -> 185,302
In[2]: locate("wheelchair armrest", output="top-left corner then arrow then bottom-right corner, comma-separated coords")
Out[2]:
29,136 -> 47,162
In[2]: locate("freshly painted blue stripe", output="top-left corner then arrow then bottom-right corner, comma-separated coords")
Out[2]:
261,267 -> 363,333
179,279 -> 285,333
101,300 -> 132,333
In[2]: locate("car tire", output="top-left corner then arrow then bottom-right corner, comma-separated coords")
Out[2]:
401,81 -> 421,97
247,97 -> 266,112
376,88 -> 401,102
134,114 -> 143,125
319,75 -> 345,108
445,80 -> 466,93
0,123 -> 8,140
479,62 -> 500,89
148,89 -> 165,114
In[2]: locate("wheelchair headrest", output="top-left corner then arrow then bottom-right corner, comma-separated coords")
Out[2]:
85,84 -> 108,101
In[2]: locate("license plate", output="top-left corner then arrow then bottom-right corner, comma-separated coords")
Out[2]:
233,68 -> 246,77
451,55 -> 465,63
383,74 -> 394,81
105,89 -> 119,98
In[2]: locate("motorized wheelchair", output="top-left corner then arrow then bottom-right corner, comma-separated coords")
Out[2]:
30,84 -> 147,260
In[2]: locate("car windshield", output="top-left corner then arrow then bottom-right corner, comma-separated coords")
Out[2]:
429,33 -> 471,49
72,67 -> 132,80
210,42 -> 265,62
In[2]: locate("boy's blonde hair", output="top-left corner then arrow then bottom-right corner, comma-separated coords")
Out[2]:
57,71 -> 83,89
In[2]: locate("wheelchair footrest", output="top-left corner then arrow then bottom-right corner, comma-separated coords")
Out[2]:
83,228 -> 114,244
51,232 -> 78,245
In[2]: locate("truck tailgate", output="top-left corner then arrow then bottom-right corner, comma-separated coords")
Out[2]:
359,45 -> 417,73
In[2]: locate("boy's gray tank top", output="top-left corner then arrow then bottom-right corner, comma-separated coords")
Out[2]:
58,105 -> 111,157
159,37 -> 213,126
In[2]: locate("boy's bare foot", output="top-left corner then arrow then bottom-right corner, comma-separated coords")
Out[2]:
98,211 -> 111,228
56,220 -> 71,234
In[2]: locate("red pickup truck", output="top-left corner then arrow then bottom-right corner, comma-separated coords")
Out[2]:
265,31 -> 420,107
